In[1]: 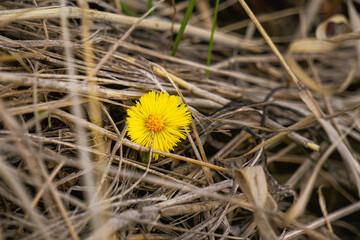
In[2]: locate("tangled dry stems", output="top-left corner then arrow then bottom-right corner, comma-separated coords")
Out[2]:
0,0 -> 359,239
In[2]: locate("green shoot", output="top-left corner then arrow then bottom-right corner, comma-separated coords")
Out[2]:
120,0 -> 138,17
171,0 -> 196,56
148,0 -> 154,16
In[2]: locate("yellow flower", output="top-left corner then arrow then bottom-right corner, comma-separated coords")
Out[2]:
126,91 -> 192,160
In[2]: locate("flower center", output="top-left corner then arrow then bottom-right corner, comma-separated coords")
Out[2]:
146,115 -> 165,132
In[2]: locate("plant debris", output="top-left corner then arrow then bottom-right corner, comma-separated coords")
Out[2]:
0,1 -> 359,239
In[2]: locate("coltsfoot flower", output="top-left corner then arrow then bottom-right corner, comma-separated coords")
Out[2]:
126,91 -> 192,160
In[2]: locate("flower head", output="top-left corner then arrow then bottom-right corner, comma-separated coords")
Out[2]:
126,91 -> 192,160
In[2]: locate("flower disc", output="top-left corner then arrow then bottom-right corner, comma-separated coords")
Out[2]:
126,91 -> 192,160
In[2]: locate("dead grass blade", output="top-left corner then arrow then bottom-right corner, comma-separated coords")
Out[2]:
235,166 -> 278,240
1,0 -> 359,239
0,6 -> 260,52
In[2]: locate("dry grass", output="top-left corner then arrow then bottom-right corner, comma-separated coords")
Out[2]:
0,0 -> 359,239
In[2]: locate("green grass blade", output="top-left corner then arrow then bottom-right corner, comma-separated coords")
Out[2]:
171,0 -> 196,56
148,0 -> 154,16
120,0 -> 138,17
206,0 -> 220,77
